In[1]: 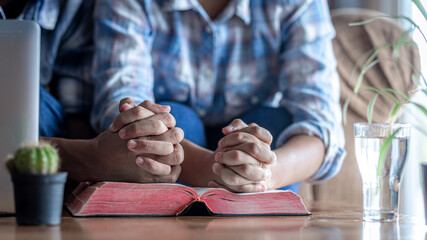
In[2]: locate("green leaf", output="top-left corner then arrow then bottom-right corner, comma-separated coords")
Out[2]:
350,12 -> 427,45
378,129 -> 400,177
343,97 -> 351,125
367,94 -> 379,124
412,0 -> 427,22
354,59 -> 380,93
384,88 -> 410,102
389,103 -> 403,123
392,31 -> 412,58
361,86 -> 400,104
410,102 -> 427,117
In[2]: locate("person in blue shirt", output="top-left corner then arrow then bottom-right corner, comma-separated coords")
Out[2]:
96,0 -> 346,192
0,0 -> 183,184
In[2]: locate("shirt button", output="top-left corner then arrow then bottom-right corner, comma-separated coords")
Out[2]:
251,96 -> 259,105
198,109 -> 206,117
157,86 -> 165,95
205,26 -> 212,34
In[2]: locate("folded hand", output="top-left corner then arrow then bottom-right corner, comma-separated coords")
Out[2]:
209,119 -> 276,192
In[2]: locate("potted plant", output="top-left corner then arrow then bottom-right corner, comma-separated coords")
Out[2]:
344,0 -> 426,221
6,141 -> 67,225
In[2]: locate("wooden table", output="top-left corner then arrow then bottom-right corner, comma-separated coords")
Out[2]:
0,202 -> 425,240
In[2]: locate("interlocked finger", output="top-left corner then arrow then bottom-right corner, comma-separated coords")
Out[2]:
228,164 -> 271,182
127,139 -> 174,155
111,106 -> 155,132
119,119 -> 168,139
212,163 -> 257,186
143,143 -> 184,166
141,127 -> 184,145
139,100 -> 171,114
135,156 -> 172,176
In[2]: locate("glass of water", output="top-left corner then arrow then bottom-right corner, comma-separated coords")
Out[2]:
354,123 -> 410,222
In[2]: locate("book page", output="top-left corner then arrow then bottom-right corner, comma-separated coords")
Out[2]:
235,189 -> 289,195
196,188 -> 288,198
193,187 -> 216,197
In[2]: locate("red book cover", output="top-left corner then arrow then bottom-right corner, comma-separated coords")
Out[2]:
65,182 -> 310,217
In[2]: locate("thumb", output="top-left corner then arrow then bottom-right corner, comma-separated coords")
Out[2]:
119,97 -> 136,113
222,119 -> 248,135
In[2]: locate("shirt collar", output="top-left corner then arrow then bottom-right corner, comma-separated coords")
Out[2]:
234,0 -> 251,25
160,0 -> 194,11
20,0 -> 60,30
161,0 -> 251,25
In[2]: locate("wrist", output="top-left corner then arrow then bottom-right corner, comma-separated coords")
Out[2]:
50,137 -> 96,182
179,139 -> 216,187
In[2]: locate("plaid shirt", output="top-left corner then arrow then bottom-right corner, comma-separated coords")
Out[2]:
15,0 -> 94,116
94,0 -> 346,183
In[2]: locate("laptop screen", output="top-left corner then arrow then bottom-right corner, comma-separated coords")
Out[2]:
0,20 -> 40,213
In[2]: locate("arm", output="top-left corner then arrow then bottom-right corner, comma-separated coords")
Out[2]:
44,99 -> 183,183
178,140 -> 217,187
211,1 -> 345,192
92,0 -> 154,133
275,0 -> 345,183
43,129 -> 181,183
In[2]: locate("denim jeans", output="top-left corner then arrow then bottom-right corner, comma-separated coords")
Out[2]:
160,101 -> 301,193
39,87 -> 66,138
39,91 -> 300,192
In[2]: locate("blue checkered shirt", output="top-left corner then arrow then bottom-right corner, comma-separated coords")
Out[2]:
96,0 -> 347,183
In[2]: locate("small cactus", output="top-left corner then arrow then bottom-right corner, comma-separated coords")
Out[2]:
6,142 -> 59,174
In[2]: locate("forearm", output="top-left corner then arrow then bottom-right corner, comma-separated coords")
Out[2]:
41,137 -> 96,182
178,139 -> 217,187
269,135 -> 325,189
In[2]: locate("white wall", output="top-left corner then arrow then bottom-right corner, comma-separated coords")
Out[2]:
400,1 -> 427,222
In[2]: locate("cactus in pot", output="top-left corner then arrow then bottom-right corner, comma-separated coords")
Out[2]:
7,141 -> 67,225
6,142 -> 59,175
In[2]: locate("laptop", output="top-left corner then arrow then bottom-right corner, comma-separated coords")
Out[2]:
0,20 -> 40,213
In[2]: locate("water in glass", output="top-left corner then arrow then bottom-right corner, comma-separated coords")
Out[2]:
355,135 -> 409,221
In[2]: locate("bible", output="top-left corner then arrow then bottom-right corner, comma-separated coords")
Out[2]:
65,182 -> 310,217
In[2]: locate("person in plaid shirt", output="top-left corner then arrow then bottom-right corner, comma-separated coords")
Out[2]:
99,0 -> 346,192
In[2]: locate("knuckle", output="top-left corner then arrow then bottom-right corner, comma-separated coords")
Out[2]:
252,126 -> 262,136
235,132 -> 245,142
248,142 -> 258,153
126,124 -> 138,136
140,140 -> 154,152
152,120 -> 166,133
139,100 -> 152,109
171,128 -> 184,143
231,150 -> 241,161
133,106 -> 145,118
155,165 -> 171,177
142,158 -> 155,172
229,174 -> 240,185
161,113 -> 176,127
241,164 -> 251,175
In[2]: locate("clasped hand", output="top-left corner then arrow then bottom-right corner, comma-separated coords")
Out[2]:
208,119 -> 276,192
93,98 -> 184,183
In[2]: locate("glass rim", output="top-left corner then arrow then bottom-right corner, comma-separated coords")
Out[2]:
354,122 -> 411,128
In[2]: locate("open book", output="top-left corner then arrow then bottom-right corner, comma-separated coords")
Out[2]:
65,182 -> 310,217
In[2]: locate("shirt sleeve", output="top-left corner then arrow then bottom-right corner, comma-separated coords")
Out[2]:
91,0 -> 154,133
276,0 -> 346,183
